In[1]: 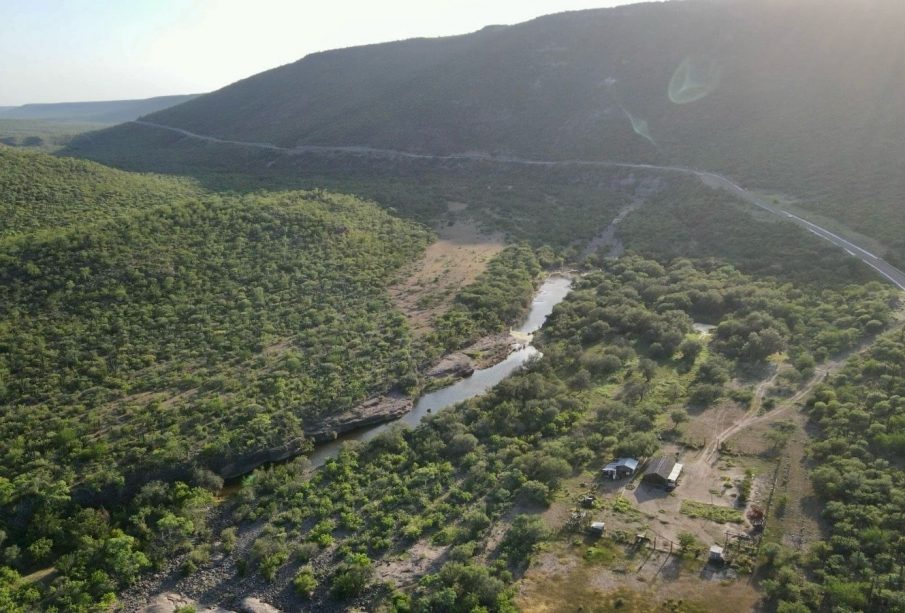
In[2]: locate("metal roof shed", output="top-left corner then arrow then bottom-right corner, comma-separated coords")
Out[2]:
602,458 -> 639,479
642,456 -> 683,488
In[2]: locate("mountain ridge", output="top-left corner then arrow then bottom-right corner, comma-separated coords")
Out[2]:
0,94 -> 200,124
67,0 -> 905,264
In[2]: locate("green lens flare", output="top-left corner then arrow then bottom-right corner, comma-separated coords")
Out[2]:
622,107 -> 658,148
669,55 -> 722,104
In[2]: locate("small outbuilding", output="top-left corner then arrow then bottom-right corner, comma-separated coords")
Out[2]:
589,522 -> 606,537
709,545 -> 725,563
642,456 -> 683,489
601,458 -> 639,480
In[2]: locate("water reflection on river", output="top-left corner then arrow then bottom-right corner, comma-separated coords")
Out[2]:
307,275 -> 573,468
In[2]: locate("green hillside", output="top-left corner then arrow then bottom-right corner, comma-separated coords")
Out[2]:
0,147 -> 201,238
0,148 -> 436,608
0,148 -> 431,480
67,0 -> 905,263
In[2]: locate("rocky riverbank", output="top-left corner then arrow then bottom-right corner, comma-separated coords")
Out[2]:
305,333 -> 518,443
216,440 -> 308,481
213,332 -> 519,483
425,332 -> 519,380
303,394 -> 413,443
119,279 -> 571,611
462,332 -> 521,368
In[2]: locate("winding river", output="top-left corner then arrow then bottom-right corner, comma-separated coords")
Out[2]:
306,275 -> 573,468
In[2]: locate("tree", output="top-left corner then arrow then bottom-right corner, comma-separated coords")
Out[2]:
446,433 -> 478,458
639,358 -> 658,382
761,542 -> 783,568
670,408 -> 688,431
534,456 -> 572,488
26,538 -> 52,565
516,481 -> 551,506
583,353 -> 621,376
101,530 -> 149,584
616,431 -> 659,458
689,383 -> 723,406
678,339 -> 702,364
763,422 -> 795,454
570,369 -> 592,390
621,378 -> 650,405
500,515 -> 548,564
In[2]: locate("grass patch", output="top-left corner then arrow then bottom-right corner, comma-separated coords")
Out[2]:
680,501 -> 743,524
611,496 -> 633,514
583,539 -> 622,566
600,494 -> 646,523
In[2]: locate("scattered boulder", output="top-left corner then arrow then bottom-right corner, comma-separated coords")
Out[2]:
143,592 -> 195,613
240,597 -> 281,613
143,592 -> 233,613
461,332 -> 518,368
426,352 -> 475,378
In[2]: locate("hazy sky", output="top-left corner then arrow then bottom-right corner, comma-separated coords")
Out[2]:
0,0 -> 645,106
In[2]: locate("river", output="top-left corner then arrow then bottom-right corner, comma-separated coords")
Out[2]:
306,275 -> 573,468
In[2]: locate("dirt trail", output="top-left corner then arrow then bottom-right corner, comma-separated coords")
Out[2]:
692,370 -> 778,466
729,337 -> 881,437
692,322 -> 899,470
582,198 -> 644,259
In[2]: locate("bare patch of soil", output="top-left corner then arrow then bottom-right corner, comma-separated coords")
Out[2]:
774,422 -> 826,549
542,461 -> 749,577
259,338 -> 293,357
727,398 -> 825,549
389,218 -> 504,336
517,540 -> 761,613
683,401 -> 748,451
373,540 -> 447,589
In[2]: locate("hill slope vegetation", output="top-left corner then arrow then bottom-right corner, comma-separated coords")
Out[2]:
0,148 -> 440,608
0,148 -> 201,238
68,0 -> 905,262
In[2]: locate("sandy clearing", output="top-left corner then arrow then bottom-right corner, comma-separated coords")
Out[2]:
389,217 -> 504,336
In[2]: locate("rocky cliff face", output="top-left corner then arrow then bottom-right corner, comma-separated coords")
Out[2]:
215,438 -> 309,480
425,352 -> 476,379
303,394 -> 414,443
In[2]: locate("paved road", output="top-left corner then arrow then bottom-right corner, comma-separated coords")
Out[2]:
133,120 -> 905,290
689,170 -> 905,289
